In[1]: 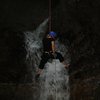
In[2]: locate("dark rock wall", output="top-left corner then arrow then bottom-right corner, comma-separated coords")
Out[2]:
0,0 -> 49,83
0,28 -> 26,83
57,0 -> 100,100
0,0 -> 100,99
0,0 -> 59,83
0,0 -> 49,31
51,0 -> 100,99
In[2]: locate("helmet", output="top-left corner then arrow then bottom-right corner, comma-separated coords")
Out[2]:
49,31 -> 57,38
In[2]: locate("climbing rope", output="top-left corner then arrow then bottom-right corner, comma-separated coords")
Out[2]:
49,0 -> 57,99
49,0 -> 52,32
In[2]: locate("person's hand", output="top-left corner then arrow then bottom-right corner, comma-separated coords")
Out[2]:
65,63 -> 70,69
62,62 -> 70,69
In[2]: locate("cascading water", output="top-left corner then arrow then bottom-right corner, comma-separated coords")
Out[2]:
24,19 -> 70,100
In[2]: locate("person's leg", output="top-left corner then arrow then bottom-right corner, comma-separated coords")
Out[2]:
56,52 -> 69,69
35,53 -> 50,80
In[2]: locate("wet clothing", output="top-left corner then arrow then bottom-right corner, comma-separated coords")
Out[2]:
39,52 -> 64,69
43,37 -> 55,52
39,37 -> 64,69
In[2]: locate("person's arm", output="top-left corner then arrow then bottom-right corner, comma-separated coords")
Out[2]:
51,41 -> 55,53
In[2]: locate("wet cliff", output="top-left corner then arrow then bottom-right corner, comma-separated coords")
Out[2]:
58,0 -> 100,100
0,0 -> 100,100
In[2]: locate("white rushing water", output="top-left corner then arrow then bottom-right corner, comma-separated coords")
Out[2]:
39,60 -> 70,100
24,19 -> 70,100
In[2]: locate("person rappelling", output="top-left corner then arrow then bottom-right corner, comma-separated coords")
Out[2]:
35,31 -> 69,81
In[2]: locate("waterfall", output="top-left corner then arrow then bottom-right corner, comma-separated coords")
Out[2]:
24,19 -> 70,100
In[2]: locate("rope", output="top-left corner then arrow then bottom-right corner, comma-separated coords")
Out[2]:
49,0 -> 57,98
49,0 -> 52,32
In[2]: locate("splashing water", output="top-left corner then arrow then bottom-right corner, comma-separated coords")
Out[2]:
39,60 -> 70,100
24,19 -> 70,100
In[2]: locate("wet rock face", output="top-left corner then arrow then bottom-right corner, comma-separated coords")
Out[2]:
0,0 -> 59,83
69,31 -> 100,100
58,0 -> 100,100
0,0 -> 48,31
0,0 -> 48,83
0,0 -> 59,31
51,0 -> 100,99
0,28 -> 26,83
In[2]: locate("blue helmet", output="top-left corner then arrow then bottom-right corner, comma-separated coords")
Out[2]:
49,31 -> 57,38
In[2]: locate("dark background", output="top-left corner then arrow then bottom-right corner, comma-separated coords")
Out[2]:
0,0 -> 100,100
